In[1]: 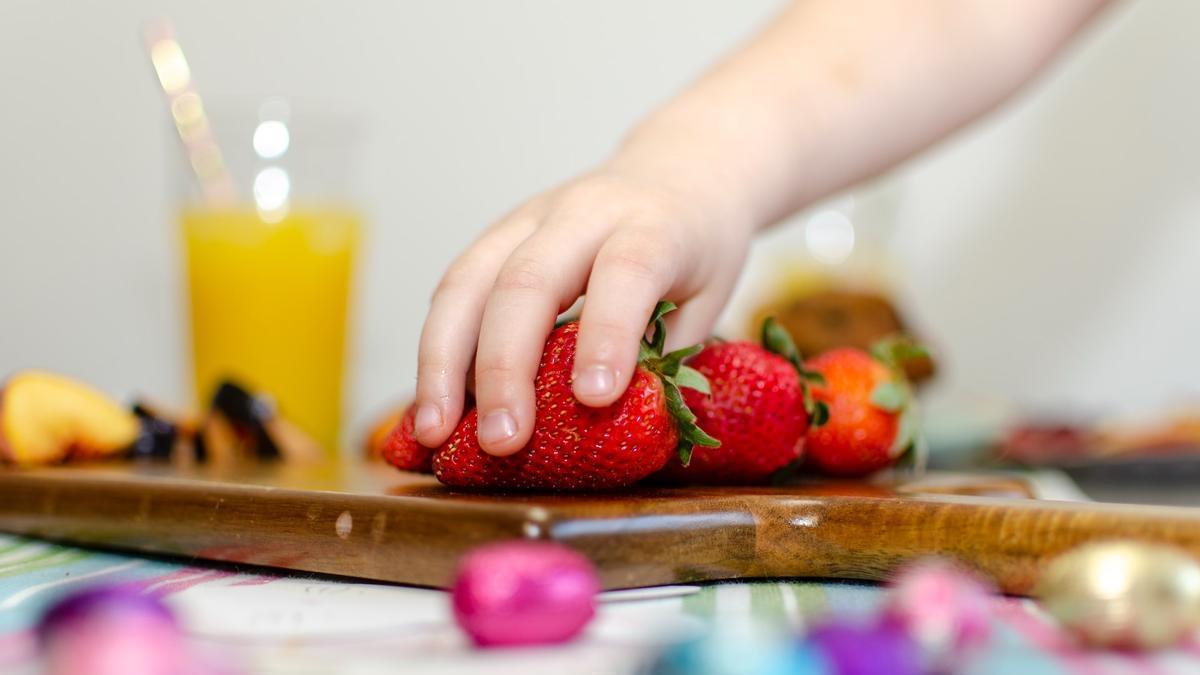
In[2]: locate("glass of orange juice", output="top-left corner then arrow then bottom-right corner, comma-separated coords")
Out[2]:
179,101 -> 362,454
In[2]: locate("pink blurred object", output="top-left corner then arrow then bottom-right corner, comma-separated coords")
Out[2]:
882,558 -> 993,670
38,585 -> 239,675
451,541 -> 599,647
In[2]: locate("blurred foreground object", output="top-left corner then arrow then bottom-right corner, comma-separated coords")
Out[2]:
0,371 -> 139,467
1037,541 -> 1200,650
645,555 -> 991,675
452,541 -> 599,647
39,586 -> 184,675
752,288 -> 935,383
883,558 -> 992,671
644,626 -> 831,675
806,620 -> 923,675
38,584 -> 239,675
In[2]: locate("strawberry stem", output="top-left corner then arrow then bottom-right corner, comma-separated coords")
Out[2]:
869,334 -> 930,372
760,317 -> 828,427
639,301 -> 720,465
867,333 -> 929,469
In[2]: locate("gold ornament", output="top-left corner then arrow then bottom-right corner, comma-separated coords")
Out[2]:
1036,541 -> 1200,650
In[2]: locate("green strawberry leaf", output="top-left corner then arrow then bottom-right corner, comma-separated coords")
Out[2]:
889,406 -> 916,459
870,382 -> 905,412
677,446 -> 694,466
856,335 -> 927,476
648,325 -> 667,356
648,300 -> 677,327
810,400 -> 830,427
799,377 -> 830,429
638,300 -> 719,466
759,317 -> 828,428
869,334 -> 930,372
554,305 -> 582,328
769,458 -> 807,486
891,440 -> 917,473
656,344 -> 704,377
911,434 -> 929,472
892,341 -> 930,363
662,380 -> 719,466
644,301 -> 677,356
761,317 -> 801,364
674,365 -> 711,395
887,398 -> 927,477
890,418 -> 928,475
800,370 -> 827,386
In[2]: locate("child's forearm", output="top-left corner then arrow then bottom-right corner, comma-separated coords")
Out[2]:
412,0 -> 1112,456
611,0 -> 1113,230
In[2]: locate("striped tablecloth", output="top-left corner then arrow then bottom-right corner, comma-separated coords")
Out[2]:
1,532 -> 1198,674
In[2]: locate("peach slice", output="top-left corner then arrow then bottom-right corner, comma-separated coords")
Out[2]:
0,370 -> 139,467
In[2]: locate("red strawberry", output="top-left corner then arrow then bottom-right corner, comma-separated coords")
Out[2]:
656,319 -> 824,485
432,302 -> 718,490
381,404 -> 436,473
803,338 -> 926,477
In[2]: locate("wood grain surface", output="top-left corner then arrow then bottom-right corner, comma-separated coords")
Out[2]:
0,463 -> 1197,594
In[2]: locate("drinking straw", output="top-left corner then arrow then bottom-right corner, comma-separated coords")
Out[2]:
143,19 -> 236,205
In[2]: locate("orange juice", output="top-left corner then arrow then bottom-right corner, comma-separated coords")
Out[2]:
182,205 -> 360,453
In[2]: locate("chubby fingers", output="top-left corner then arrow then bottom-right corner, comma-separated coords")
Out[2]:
472,220 -> 609,455
660,246 -> 745,351
413,219 -> 535,448
573,228 -> 684,407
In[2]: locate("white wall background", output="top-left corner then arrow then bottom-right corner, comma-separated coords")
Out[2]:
1,0 -> 1197,445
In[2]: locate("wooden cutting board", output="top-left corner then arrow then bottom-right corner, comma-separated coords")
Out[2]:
0,463 -> 1198,594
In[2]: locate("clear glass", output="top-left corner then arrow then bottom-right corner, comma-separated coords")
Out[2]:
176,100 -> 363,454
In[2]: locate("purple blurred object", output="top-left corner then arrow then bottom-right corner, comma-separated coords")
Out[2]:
808,621 -> 924,675
883,558 -> 992,669
451,541 -> 600,647
39,586 -> 177,638
38,585 -> 186,675
38,584 -> 240,675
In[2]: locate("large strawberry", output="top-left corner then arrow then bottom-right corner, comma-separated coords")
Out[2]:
803,338 -> 926,477
655,318 -> 825,485
381,403 -> 436,473
432,302 -> 718,490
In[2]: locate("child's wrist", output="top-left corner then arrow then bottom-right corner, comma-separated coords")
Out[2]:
605,124 -> 759,238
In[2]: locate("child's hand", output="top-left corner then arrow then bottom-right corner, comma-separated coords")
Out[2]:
413,163 -> 753,456
409,0 -> 1110,457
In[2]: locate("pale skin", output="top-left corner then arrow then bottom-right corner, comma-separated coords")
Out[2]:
414,0 -> 1114,455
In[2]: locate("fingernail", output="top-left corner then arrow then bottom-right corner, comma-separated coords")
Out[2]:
573,365 -> 615,399
414,404 -> 442,435
479,409 -> 518,446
